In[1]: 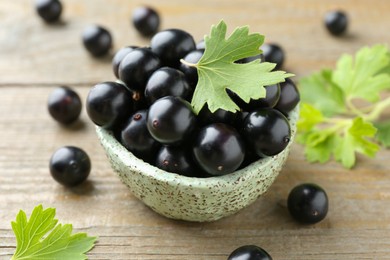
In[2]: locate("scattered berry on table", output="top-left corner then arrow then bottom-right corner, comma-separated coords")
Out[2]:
47,86 -> 82,125
324,10 -> 348,36
287,183 -> 329,224
132,6 -> 160,37
49,146 -> 91,187
82,24 -> 112,57
228,245 -> 273,260
35,0 -> 62,23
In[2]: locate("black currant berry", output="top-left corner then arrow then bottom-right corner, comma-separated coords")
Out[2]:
179,49 -> 204,87
147,96 -> 197,145
324,10 -> 348,36
236,84 -> 281,111
120,110 -> 159,163
151,29 -> 196,67
145,67 -> 193,104
49,146 -> 91,187
242,108 -> 291,157
132,6 -> 160,37
287,183 -> 329,224
197,105 -> 238,126
262,43 -> 284,70
48,86 -> 82,124
274,78 -> 300,116
228,245 -> 272,260
35,0 -> 62,23
82,25 -> 112,57
237,53 -> 264,63
112,46 -> 137,78
118,47 -> 161,90
155,145 -> 201,177
193,123 -> 245,176
86,81 -> 133,130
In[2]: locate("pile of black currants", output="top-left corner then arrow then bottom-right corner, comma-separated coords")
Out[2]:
86,28 -> 300,178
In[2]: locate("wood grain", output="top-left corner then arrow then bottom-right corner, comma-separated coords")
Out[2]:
1,0 -> 390,259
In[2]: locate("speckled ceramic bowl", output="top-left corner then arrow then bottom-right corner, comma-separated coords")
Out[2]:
96,107 -> 298,222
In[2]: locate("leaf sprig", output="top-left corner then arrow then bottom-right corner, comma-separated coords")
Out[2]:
11,205 -> 97,260
298,44 -> 390,168
181,20 -> 293,114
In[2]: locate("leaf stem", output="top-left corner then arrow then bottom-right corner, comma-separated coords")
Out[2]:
365,96 -> 390,122
179,59 -> 197,67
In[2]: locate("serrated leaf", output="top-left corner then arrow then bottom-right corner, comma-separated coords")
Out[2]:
375,120 -> 390,147
299,69 -> 345,116
304,132 -> 338,164
11,205 -> 97,260
190,20 -> 293,114
297,103 -> 325,132
334,117 -> 380,168
332,44 -> 390,102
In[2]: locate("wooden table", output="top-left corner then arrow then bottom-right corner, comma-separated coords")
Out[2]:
1,1 -> 390,259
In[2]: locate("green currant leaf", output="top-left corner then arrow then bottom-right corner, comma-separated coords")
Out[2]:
334,117 -> 380,168
375,120 -> 390,148
332,44 -> 390,102
189,20 -> 293,114
11,205 -> 97,260
297,103 -> 325,132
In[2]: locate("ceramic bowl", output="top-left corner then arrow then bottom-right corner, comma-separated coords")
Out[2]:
96,107 -> 299,222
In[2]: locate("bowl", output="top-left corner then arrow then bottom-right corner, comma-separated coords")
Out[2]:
96,106 -> 299,222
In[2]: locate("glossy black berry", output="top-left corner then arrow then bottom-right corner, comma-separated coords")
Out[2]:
49,146 -> 91,187
237,53 -> 264,63
288,183 -> 329,224
82,25 -> 112,57
197,105 -> 238,126
242,108 -> 291,157
112,46 -> 137,78
236,84 -> 281,111
262,43 -> 284,70
48,86 -> 82,124
147,96 -> 197,145
151,29 -> 196,67
35,0 -> 62,23
145,67 -> 193,104
274,78 -> 300,116
120,110 -> 159,163
179,49 -> 204,87
193,123 -> 245,176
132,6 -> 160,37
228,245 -> 272,260
155,145 -> 201,177
118,47 -> 161,90
324,10 -> 348,36
86,81 -> 133,130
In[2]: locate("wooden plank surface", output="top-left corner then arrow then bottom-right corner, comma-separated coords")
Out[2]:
1,0 -> 390,259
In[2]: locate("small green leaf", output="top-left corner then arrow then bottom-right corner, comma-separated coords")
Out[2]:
334,117 -> 380,168
11,205 -> 97,260
332,44 -> 390,102
375,120 -> 390,147
297,103 -> 324,132
304,132 -> 338,164
190,20 -> 292,114
299,69 -> 345,116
